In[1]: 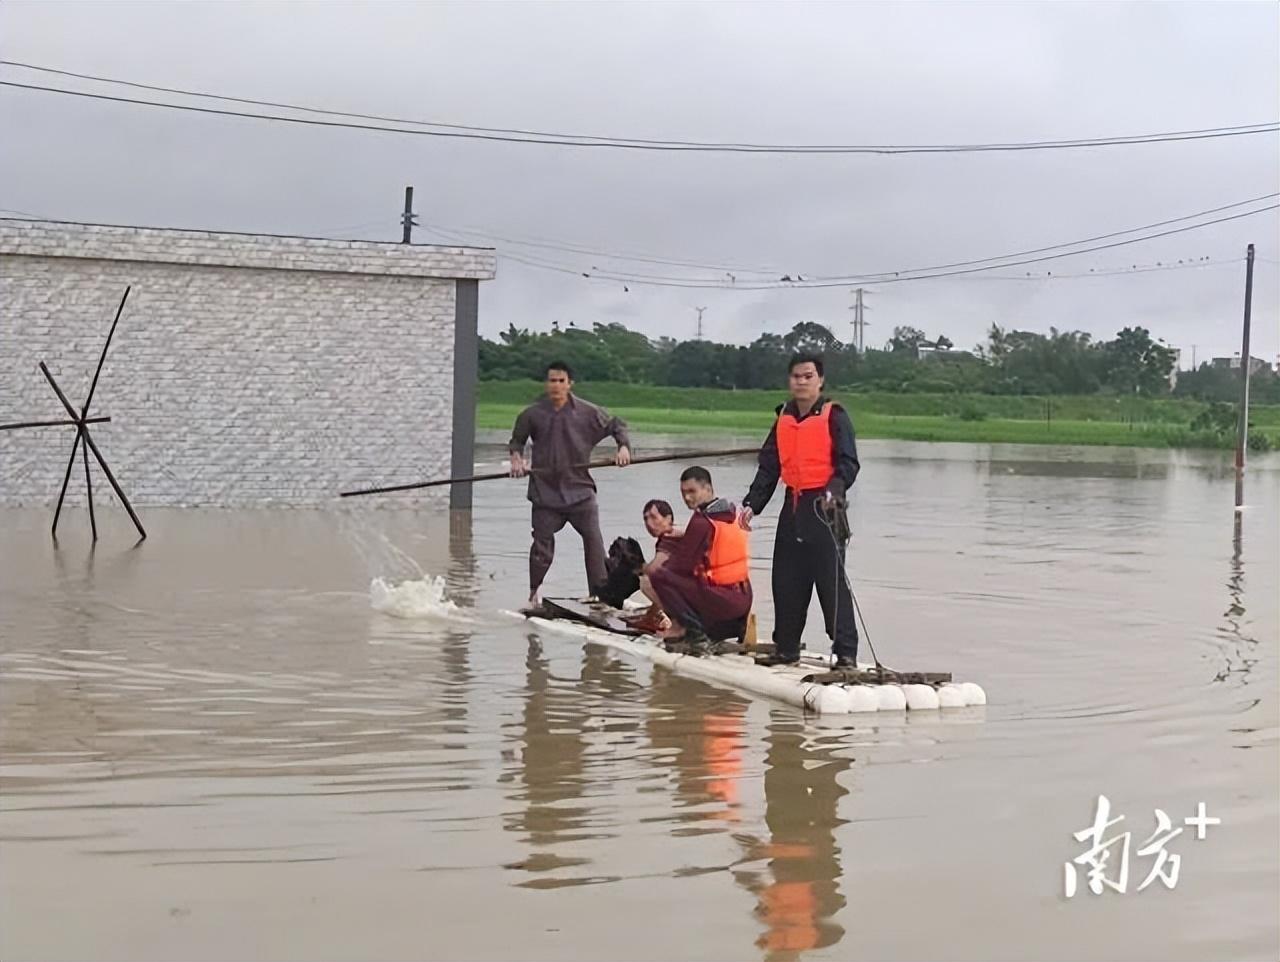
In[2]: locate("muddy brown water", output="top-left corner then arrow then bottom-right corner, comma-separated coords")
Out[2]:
2,440 -> 1276,961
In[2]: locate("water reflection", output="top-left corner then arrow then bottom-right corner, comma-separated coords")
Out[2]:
2,443 -> 1278,962
585,660 -> 849,958
447,510 -> 478,608
1216,477 -> 1258,685
733,714 -> 850,961
503,636 -> 614,889
645,672 -> 750,831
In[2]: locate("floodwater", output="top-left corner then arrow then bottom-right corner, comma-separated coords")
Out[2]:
1,439 -> 1277,962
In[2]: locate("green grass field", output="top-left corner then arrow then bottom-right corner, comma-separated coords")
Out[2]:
477,381 -> 1280,450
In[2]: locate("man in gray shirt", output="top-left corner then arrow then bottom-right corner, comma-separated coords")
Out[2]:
509,361 -> 632,606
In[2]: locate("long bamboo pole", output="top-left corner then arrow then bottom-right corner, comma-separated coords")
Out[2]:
340,446 -> 760,498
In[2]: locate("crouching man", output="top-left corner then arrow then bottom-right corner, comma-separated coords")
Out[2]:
649,467 -> 752,657
622,498 -> 683,633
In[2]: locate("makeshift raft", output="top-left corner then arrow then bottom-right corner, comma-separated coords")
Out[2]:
512,598 -> 986,715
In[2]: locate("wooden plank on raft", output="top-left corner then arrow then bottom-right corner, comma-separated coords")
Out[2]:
537,598 -> 644,636
802,668 -> 953,686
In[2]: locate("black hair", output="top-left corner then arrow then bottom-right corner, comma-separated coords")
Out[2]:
545,360 -> 574,380
679,466 -> 713,485
642,498 -> 674,520
788,353 -> 824,377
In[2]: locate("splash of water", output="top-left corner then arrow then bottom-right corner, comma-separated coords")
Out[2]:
369,575 -> 467,620
344,522 -> 427,584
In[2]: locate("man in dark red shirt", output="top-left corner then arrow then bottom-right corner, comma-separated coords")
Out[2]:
649,466 -> 753,657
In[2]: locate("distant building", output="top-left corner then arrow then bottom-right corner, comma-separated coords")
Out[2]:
1210,354 -> 1271,376
917,345 -> 976,362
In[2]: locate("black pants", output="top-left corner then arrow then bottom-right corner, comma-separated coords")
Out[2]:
530,500 -> 607,596
771,493 -> 858,661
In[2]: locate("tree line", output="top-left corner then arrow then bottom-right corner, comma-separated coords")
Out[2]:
479,320 -> 1279,403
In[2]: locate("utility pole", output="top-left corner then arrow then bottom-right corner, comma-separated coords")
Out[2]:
848,288 -> 872,352
695,306 -> 707,340
401,186 -> 418,244
1234,244 -> 1255,482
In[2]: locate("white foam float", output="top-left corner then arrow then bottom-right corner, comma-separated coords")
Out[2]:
843,685 -> 881,713
510,611 -> 987,716
873,684 -> 908,711
809,685 -> 852,714
902,684 -> 941,711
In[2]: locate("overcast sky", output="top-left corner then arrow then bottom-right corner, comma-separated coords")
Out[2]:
2,1 -> 1277,365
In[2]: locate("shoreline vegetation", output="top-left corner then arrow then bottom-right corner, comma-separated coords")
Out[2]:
477,381 -> 1280,451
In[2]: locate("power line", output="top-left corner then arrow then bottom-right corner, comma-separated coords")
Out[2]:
10,191 -> 1267,286
420,221 -> 783,275
963,256 -> 1242,280
481,230 -> 1242,290
426,223 -> 769,283
0,206 -> 51,219
1,69 -> 1276,154
431,192 -> 1279,284
0,212 -> 493,248
487,205 -> 1279,289
430,195 -> 1279,286
16,59 -> 1276,154
803,192 -> 1279,282
4,200 -> 1272,291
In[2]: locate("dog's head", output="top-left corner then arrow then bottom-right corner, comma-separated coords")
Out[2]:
596,536 -> 646,608
607,536 -> 645,575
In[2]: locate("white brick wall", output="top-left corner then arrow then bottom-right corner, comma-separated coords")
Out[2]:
0,222 -> 496,506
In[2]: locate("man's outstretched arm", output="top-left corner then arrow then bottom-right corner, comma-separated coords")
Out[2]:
741,419 -> 781,526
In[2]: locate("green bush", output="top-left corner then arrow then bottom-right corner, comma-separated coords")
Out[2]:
1189,402 -> 1237,434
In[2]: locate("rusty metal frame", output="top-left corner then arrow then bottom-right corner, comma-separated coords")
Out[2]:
0,286 -> 145,542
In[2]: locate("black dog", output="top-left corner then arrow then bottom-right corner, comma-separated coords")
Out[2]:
594,536 -> 646,608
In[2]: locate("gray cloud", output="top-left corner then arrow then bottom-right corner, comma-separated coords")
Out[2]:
2,0 -> 1276,364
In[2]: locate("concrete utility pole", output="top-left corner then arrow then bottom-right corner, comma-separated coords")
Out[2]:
695,306 -> 707,339
1235,244 -> 1255,480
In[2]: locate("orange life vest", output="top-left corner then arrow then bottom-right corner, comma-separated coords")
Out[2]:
759,880 -> 821,953
776,403 -> 835,492
700,511 -> 750,586
702,712 -> 744,819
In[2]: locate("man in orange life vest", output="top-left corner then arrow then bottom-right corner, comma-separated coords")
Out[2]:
648,466 -> 753,658
739,354 -> 860,668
